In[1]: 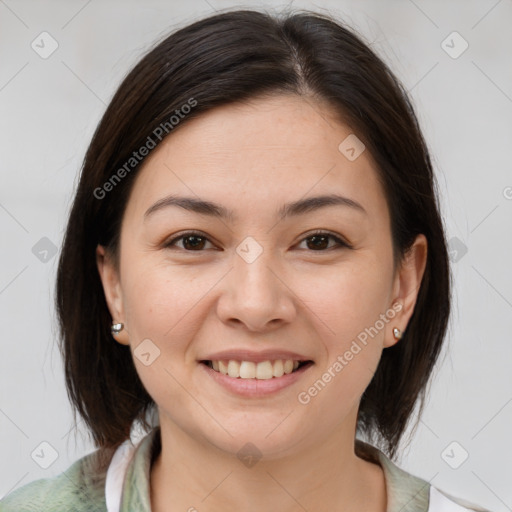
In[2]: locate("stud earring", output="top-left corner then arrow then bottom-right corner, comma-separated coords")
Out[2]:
393,327 -> 402,340
111,322 -> 124,335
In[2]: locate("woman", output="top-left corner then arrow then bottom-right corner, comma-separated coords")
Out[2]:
0,8 -> 492,512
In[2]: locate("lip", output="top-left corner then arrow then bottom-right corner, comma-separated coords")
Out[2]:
198,360 -> 314,398
199,349 -> 312,363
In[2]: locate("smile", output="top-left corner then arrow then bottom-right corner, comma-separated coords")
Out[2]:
199,358 -> 315,397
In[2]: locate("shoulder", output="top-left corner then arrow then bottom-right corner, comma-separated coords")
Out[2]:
0,449 -> 110,512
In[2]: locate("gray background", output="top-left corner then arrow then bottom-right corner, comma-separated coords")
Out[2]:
1,0 -> 511,510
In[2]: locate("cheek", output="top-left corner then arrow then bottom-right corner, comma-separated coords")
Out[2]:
119,263 -> 210,410
304,258 -> 391,340
121,253 -> 203,333
303,260 -> 391,401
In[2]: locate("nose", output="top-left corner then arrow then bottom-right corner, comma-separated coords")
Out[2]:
216,247 -> 296,332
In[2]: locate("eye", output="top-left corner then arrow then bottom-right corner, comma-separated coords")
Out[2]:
164,230 -> 351,252
164,231 -> 215,251
296,230 -> 351,251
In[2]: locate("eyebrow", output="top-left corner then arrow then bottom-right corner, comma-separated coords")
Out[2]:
143,193 -> 367,222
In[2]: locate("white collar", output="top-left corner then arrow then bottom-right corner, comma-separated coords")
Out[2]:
105,438 -> 138,512
429,486 -> 490,511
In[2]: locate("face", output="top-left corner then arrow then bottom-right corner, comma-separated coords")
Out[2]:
97,94 -> 426,459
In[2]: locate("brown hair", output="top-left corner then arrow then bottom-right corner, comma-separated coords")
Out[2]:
56,8 -> 451,468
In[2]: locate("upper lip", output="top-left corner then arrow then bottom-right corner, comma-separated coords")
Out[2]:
200,349 -> 313,363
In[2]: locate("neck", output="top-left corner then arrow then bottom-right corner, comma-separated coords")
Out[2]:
149,416 -> 387,512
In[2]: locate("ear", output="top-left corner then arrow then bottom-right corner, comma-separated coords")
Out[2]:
96,244 -> 130,346
385,234 -> 428,348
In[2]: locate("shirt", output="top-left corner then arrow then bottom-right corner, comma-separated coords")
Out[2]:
0,426 -> 492,511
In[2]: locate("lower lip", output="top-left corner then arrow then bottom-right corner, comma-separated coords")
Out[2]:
198,362 -> 314,398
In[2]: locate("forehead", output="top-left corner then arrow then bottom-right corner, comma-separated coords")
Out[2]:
124,94 -> 387,223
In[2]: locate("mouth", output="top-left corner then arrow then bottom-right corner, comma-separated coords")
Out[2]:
199,359 -> 314,379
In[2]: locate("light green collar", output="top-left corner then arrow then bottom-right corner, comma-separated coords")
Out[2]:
118,428 -> 430,512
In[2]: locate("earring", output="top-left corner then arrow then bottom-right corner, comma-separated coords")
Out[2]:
393,327 -> 402,340
111,322 -> 124,335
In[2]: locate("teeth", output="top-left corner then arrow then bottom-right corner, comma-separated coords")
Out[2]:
256,361 -> 273,379
284,360 -> 295,374
209,359 -> 304,379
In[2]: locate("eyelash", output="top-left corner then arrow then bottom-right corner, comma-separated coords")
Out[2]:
163,230 -> 352,252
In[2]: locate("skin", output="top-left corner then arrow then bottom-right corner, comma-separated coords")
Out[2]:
97,93 -> 427,512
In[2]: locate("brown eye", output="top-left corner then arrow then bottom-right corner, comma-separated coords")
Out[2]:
165,232 -> 215,251
298,231 -> 350,251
